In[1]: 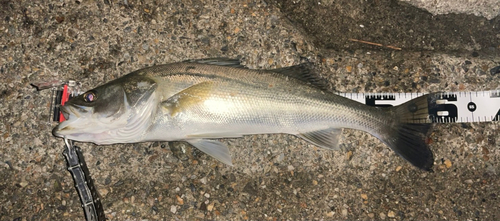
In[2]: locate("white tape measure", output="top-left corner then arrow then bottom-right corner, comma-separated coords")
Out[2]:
339,90 -> 500,123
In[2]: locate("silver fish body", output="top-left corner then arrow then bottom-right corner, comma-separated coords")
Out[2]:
53,59 -> 434,170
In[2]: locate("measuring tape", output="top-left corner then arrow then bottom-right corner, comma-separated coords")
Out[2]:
338,90 -> 500,123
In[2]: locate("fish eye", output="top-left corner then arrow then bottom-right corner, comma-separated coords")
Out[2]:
83,91 -> 97,102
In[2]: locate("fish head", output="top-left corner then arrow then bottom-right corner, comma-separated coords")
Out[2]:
52,74 -> 158,144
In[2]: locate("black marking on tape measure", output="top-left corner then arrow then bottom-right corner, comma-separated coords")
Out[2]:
494,108 -> 500,121
491,91 -> 500,98
467,102 -> 477,112
441,93 -> 457,101
427,93 -> 458,123
365,94 -> 396,107
491,92 -> 500,121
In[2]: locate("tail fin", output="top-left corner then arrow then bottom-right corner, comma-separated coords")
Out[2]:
381,95 -> 434,171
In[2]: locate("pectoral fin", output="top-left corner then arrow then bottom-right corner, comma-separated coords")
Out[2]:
161,81 -> 214,116
298,128 -> 343,150
186,139 -> 233,166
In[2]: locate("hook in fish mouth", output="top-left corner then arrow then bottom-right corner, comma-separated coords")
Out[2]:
53,105 -> 78,138
59,105 -> 70,120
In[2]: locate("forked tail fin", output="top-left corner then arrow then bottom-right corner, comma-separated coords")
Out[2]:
382,95 -> 434,171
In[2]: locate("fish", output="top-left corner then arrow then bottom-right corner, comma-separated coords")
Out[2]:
53,58 -> 434,170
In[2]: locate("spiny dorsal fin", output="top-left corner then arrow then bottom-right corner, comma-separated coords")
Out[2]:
269,63 -> 329,90
183,58 -> 246,68
184,58 -> 329,90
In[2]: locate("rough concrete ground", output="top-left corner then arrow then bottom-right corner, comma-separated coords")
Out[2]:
402,0 -> 500,20
275,0 -> 500,53
1,0 -> 499,220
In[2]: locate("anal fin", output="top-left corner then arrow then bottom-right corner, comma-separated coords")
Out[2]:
186,139 -> 233,166
298,128 -> 343,150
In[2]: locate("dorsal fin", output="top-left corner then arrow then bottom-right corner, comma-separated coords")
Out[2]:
268,63 -> 329,90
184,58 -> 329,90
183,58 -> 246,68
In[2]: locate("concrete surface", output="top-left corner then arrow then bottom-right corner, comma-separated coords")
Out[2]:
275,0 -> 500,53
1,0 -> 499,220
402,0 -> 500,20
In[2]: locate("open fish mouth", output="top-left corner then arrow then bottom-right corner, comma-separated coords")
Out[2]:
53,105 -> 83,138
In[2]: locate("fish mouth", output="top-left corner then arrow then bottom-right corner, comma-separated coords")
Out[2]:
60,105 -> 70,120
53,105 -> 81,138
52,106 -> 71,138
60,104 -> 88,120
52,124 -> 65,138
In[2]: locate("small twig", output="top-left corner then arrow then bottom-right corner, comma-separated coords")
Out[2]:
349,38 -> 402,50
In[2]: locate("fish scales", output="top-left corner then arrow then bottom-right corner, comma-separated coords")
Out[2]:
53,59 -> 434,170
144,63 -> 387,133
